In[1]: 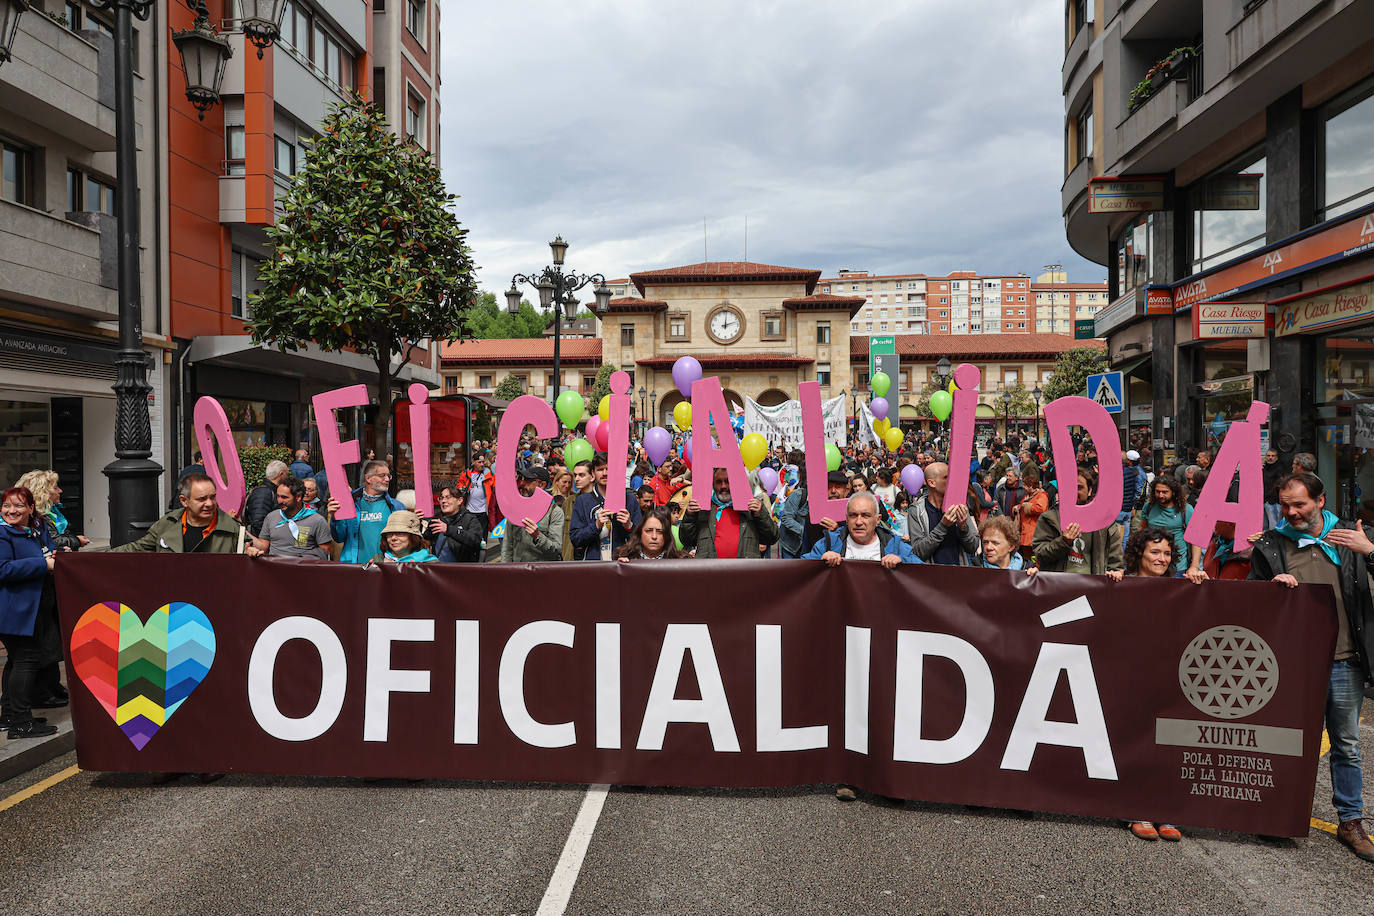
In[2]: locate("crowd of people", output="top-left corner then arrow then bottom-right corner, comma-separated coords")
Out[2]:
1,429 -> 1371,861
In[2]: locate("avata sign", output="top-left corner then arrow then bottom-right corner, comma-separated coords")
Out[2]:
56,558 -> 1336,836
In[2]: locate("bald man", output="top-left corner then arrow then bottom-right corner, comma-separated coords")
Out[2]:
906,462 -> 980,565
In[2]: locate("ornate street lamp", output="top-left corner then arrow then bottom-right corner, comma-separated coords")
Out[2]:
1001,388 -> 1012,438
172,0 -> 234,119
236,0 -> 288,58
650,390 -> 658,428
508,236 -> 609,403
1031,384 -> 1043,442
0,0 -> 29,67
935,356 -> 951,384
638,386 -> 647,435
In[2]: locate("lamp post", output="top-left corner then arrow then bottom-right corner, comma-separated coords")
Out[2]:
1031,384 -> 1042,442
649,390 -> 658,429
935,356 -> 951,441
1001,389 -> 1012,439
638,386 -> 647,436
0,0 -> 29,66
506,236 -> 610,405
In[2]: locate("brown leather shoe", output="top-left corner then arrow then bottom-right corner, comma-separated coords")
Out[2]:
1337,819 -> 1374,862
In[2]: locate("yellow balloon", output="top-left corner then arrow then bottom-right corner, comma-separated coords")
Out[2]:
885,428 -> 905,451
740,433 -> 767,470
873,418 -> 890,438
598,395 -> 611,422
673,401 -> 693,431
948,379 -> 958,395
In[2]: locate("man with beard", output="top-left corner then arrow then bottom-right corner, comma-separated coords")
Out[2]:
499,467 -> 564,562
1133,476 -> 1197,576
247,476 -> 332,559
779,470 -> 850,559
680,467 -> 777,559
1252,473 -> 1374,863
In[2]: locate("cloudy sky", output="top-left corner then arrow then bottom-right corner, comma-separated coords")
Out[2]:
441,0 -> 1105,295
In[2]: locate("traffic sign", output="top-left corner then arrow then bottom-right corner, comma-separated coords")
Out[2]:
1086,371 -> 1124,414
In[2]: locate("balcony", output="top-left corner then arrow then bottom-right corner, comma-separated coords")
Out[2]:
1227,0 -> 1328,70
1062,17 -> 1095,92
0,15 -> 117,150
0,199 -> 117,319
1120,78 -> 1188,158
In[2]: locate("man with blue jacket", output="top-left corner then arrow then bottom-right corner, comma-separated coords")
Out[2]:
570,455 -> 642,560
327,459 -> 405,563
803,491 -> 922,567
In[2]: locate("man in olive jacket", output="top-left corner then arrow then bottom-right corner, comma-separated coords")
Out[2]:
680,467 -> 777,558
1032,467 -> 1123,576
499,467 -> 564,563
111,473 -> 245,554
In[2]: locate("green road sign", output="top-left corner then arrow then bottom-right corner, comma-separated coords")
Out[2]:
1074,319 -> 1096,339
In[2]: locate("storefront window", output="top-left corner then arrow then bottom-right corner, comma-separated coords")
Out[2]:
1113,213 -> 1152,299
1315,333 -> 1374,520
0,399 -> 50,487
1190,152 -> 1267,274
1195,344 -> 1252,454
1320,79 -> 1374,221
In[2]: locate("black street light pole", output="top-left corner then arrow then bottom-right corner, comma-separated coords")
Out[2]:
649,390 -> 658,428
507,237 -> 611,405
638,386 -> 647,436
1031,385 -> 1043,443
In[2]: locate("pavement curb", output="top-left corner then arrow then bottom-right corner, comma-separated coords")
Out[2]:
0,725 -> 75,783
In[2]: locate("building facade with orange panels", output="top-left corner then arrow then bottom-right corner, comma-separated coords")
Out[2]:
168,0 -> 441,466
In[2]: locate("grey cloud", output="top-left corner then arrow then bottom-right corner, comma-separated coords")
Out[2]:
442,0 -> 1106,293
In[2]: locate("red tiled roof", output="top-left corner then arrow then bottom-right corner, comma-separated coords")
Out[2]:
601,297 -> 668,313
781,292 -> 867,318
849,333 -> 1104,360
636,353 -> 815,370
631,261 -> 822,296
440,337 -> 603,366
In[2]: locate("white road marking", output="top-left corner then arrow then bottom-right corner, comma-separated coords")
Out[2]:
536,784 -> 610,916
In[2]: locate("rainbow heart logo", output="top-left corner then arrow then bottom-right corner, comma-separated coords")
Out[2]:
70,602 -> 216,750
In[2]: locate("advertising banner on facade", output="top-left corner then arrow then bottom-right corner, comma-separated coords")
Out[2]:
743,394 -> 847,449
1274,280 -> 1374,337
1088,177 -> 1166,213
58,556 -> 1335,837
1193,301 -> 1268,339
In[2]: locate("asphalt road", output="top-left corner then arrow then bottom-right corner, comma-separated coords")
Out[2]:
2,704 -> 1373,915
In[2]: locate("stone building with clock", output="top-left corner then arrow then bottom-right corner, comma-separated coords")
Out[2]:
600,261 -> 861,425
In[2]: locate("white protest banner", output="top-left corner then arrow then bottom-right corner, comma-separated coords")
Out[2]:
744,395 -> 848,449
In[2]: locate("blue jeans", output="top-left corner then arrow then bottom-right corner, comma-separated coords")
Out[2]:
1327,660 -> 1366,823
1263,502 -> 1281,529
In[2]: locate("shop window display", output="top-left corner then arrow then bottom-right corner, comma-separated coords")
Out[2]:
1315,335 -> 1374,520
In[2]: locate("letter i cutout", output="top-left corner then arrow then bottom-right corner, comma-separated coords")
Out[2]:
943,364 -> 981,506
408,383 -> 432,516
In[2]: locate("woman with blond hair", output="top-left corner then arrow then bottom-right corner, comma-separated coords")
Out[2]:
551,468 -> 577,561
14,470 -> 87,552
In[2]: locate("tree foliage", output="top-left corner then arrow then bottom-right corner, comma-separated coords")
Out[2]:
1042,347 -> 1109,403
589,363 -> 619,411
493,374 -> 526,401
245,92 -> 477,457
463,291 -> 552,339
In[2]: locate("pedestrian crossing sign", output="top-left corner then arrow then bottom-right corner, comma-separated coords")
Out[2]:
1086,371 -> 1124,414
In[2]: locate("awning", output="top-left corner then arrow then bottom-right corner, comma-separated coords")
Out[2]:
975,403 -> 997,418
468,394 -> 513,411
899,404 -> 920,419
186,336 -> 441,388
1112,354 -> 1151,379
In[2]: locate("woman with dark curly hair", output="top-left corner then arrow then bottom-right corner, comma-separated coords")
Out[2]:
617,507 -> 686,561
1133,475 -> 1200,575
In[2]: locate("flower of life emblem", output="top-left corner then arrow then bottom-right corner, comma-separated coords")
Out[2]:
1178,626 -> 1279,720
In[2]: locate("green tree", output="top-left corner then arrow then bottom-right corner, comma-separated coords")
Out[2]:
246,92 -> 477,458
589,363 -> 619,412
1042,346 -> 1108,403
492,374 -> 526,401
463,291 -> 550,339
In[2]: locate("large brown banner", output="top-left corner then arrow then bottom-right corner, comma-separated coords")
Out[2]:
56,555 -> 1336,836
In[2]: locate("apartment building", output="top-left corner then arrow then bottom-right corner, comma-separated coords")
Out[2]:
1061,0 -> 1374,510
820,268 -> 1106,337
170,0 -> 441,462
0,1 -> 164,540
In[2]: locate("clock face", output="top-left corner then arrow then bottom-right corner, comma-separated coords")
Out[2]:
709,308 -> 742,344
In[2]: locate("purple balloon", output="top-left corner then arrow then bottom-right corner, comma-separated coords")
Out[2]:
870,397 -> 889,421
900,463 -> 925,496
672,356 -> 703,398
757,467 -> 779,495
684,435 -> 693,464
644,426 -> 672,466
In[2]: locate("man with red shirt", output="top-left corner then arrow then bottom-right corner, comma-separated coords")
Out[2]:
650,460 -> 687,507
679,467 -> 777,558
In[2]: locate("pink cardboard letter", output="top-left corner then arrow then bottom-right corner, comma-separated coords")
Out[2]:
801,380 -> 849,525
192,396 -> 245,517
1185,401 -> 1270,548
690,377 -> 753,510
1043,396 -> 1123,532
407,383 -> 433,517
313,384 -> 368,521
943,364 -> 981,508
605,371 -> 633,514
496,394 -> 557,525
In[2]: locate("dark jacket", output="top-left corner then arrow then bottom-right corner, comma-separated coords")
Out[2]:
570,487 -> 643,560
1262,460 -> 1286,503
0,523 -> 57,636
433,510 -> 487,563
1121,465 -> 1143,514
244,480 -> 279,535
1248,524 -> 1374,684
906,495 -> 979,565
994,481 -> 1026,516
680,499 -> 779,558
778,486 -> 824,558
801,527 -> 923,564
1032,509 -> 1124,574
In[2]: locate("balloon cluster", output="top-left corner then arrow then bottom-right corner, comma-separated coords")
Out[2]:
867,372 -> 904,451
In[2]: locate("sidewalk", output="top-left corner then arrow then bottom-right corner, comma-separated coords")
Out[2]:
0,661 -> 75,781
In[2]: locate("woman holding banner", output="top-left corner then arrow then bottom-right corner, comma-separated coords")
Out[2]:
617,508 -> 686,561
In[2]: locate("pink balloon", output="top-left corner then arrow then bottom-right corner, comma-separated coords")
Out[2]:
594,421 -> 610,452
585,415 -> 601,445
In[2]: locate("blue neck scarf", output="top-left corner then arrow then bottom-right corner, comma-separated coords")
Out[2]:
1273,509 -> 1341,566
46,505 -> 68,535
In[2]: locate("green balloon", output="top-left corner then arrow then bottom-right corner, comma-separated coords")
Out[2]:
556,390 -> 585,429
565,438 -> 593,468
870,371 -> 891,398
929,389 -> 953,422
672,524 -> 684,550
825,441 -> 842,471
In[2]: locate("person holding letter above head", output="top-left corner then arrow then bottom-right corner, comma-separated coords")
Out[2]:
499,466 -> 564,563
571,454 -> 642,561
1033,467 -> 1124,579
679,468 -> 777,559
